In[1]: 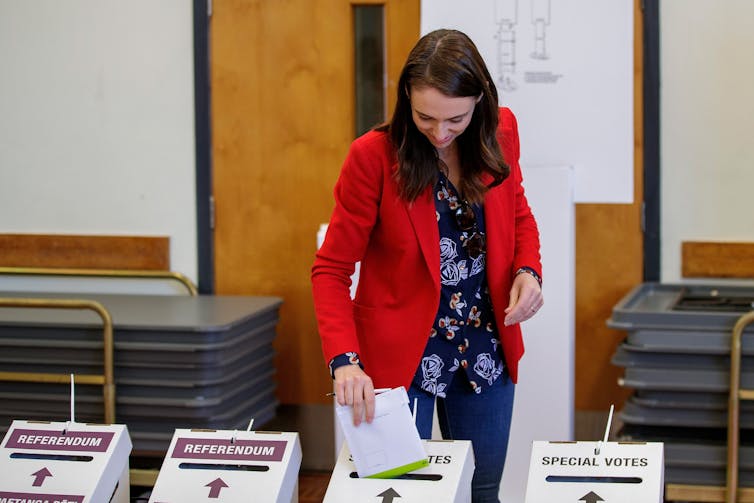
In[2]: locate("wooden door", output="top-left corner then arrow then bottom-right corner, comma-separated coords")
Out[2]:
210,1 -> 420,404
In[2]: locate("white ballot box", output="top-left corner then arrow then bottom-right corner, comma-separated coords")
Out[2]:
0,419 -> 132,503
148,428 -> 302,503
524,440 -> 664,503
324,439 -> 474,503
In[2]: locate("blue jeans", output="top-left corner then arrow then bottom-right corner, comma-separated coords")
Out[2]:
408,371 -> 515,503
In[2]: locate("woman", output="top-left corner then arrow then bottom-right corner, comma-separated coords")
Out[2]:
312,29 -> 543,502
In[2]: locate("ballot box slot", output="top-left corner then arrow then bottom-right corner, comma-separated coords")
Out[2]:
178,462 -> 270,472
10,452 -> 94,462
348,471 -> 443,481
545,475 -> 643,484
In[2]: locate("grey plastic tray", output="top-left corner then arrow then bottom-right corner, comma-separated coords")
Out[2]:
0,292 -> 282,333
617,429 -> 754,487
2,386 -> 279,429
665,442 -> 754,471
0,367 -> 275,419
0,355 -> 275,399
0,319 -> 277,368
0,293 -> 282,367
634,389 -> 754,412
612,343 -> 754,370
126,402 -> 278,454
620,397 -> 754,429
620,366 -> 754,392
665,466 -> 754,487
0,338 -> 274,386
608,283 -> 754,332
622,328 -> 754,355
118,389 -> 277,431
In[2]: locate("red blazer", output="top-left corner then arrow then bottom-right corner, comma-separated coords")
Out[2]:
312,107 -> 541,390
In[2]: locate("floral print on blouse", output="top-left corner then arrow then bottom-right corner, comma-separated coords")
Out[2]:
328,171 -> 505,395
411,171 -> 504,397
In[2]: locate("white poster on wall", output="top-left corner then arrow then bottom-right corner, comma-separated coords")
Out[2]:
421,0 -> 634,203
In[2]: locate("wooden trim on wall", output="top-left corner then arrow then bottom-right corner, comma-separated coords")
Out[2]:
682,241 -> 754,278
0,234 -> 170,270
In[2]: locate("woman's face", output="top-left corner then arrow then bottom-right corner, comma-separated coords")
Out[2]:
409,86 -> 478,152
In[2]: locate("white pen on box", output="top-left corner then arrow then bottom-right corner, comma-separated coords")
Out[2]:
326,387 -> 391,397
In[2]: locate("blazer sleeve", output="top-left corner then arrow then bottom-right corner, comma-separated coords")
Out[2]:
498,107 -> 542,280
311,133 -> 387,363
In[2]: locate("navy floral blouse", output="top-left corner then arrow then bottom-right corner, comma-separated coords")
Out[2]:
329,171 -> 505,396
411,172 -> 504,396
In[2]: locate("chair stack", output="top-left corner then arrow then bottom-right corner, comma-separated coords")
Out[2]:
609,282 -> 754,487
0,292 -> 282,456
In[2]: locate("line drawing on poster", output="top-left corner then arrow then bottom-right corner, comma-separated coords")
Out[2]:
494,0 -> 554,92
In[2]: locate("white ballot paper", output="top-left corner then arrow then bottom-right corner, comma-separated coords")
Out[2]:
335,386 -> 429,478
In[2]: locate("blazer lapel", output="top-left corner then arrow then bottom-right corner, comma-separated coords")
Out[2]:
406,186 -> 440,292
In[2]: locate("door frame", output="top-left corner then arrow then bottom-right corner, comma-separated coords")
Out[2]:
194,0 -> 214,294
642,0 -> 661,281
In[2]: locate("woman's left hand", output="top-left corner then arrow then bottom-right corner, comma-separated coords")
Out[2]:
503,272 -> 543,326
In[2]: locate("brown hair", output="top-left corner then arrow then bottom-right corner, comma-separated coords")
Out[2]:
377,29 -> 509,203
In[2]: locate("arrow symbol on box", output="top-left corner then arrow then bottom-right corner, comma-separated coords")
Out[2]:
206,478 -> 228,498
579,491 -> 604,503
378,488 -> 401,502
31,467 -> 52,486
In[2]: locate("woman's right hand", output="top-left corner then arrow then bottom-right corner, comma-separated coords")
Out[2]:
333,364 -> 376,426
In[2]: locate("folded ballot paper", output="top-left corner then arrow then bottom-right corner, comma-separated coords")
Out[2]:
335,386 -> 429,478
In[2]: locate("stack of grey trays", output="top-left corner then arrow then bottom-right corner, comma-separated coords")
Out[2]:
609,282 -> 754,487
0,291 -> 282,456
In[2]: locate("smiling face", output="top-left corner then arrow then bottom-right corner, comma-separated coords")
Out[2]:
409,86 -> 479,154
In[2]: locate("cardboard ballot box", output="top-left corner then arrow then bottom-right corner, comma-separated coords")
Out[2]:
148,428 -> 302,503
524,440 -> 664,503
0,419 -> 132,503
324,439 -> 474,503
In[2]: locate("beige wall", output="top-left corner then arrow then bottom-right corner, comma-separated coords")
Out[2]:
0,0 -> 198,281
660,0 -> 754,284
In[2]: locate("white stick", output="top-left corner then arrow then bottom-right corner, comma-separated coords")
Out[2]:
247,418 -> 254,431
70,373 -> 75,423
412,397 -> 418,423
603,404 -> 615,443
594,404 -> 614,455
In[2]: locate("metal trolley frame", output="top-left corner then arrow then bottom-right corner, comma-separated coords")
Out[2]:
0,267 -> 199,487
666,311 -> 754,502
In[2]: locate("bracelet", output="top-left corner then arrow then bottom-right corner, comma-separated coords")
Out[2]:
515,267 -> 542,287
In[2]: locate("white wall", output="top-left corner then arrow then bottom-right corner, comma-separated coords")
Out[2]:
660,0 -> 754,283
0,1 -> 198,282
